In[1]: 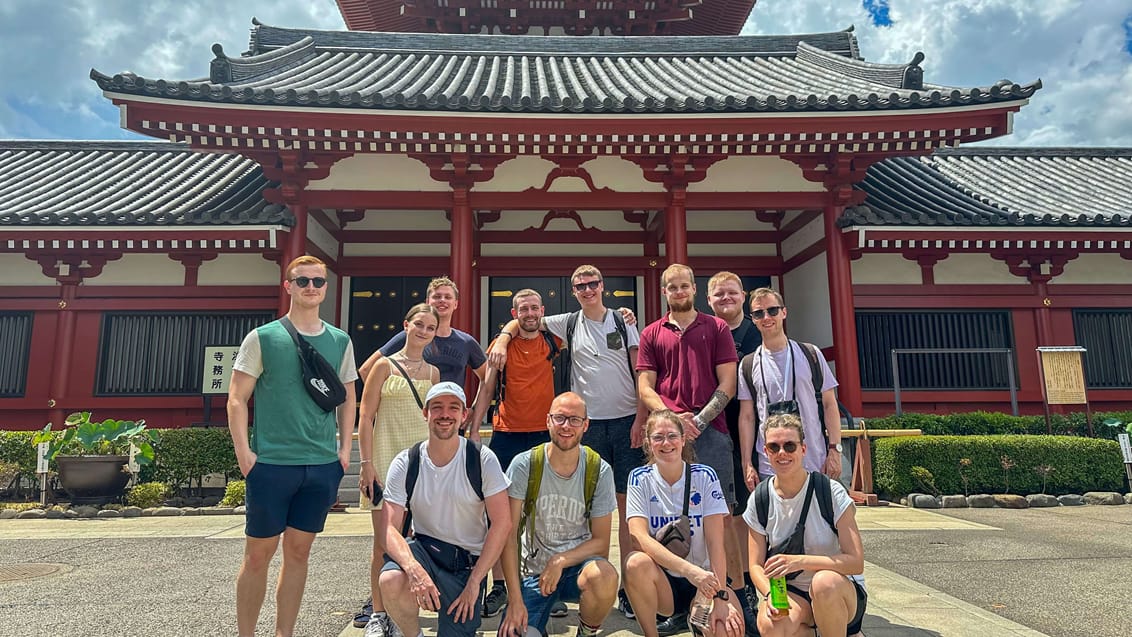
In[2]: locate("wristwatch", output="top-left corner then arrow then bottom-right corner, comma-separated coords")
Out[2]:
828,442 -> 843,453
713,590 -> 729,601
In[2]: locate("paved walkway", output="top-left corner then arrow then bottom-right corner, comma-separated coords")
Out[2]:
0,506 -> 1047,636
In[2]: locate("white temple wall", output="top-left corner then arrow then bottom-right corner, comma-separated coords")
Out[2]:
198,254 -> 280,286
690,156 -> 824,192
780,214 -> 825,261
346,210 -> 450,231
1050,254 -> 1132,284
343,243 -> 451,257
307,218 -> 339,262
95,255 -> 183,285
933,254 -> 1018,284
477,156 -> 559,191
0,254 -> 55,285
782,252 -> 834,351
852,254 -> 922,284
308,155 -> 449,191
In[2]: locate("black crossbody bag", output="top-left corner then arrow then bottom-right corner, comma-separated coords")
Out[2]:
280,317 -> 347,412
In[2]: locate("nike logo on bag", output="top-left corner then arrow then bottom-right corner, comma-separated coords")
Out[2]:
310,378 -> 331,396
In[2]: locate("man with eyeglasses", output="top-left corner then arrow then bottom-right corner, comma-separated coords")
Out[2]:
228,255 -> 358,637
737,287 -> 842,488
499,392 -> 619,637
487,264 -> 645,620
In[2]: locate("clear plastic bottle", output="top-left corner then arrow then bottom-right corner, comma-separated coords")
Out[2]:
689,591 -> 713,631
768,577 -> 790,615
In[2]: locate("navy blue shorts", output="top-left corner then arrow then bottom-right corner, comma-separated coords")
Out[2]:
520,557 -> 607,633
586,414 -> 645,494
383,538 -> 485,637
489,430 -> 551,474
244,461 -> 344,538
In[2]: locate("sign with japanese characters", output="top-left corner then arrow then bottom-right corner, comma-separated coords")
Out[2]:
1037,347 -> 1087,405
202,347 -> 240,395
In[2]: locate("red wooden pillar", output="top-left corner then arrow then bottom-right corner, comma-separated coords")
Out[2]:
645,237 -> 662,323
47,282 -> 78,426
450,188 -> 474,332
664,187 -> 688,266
279,203 -> 308,316
824,202 -> 863,416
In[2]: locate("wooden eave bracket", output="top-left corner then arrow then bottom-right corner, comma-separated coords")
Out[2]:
27,251 -> 121,285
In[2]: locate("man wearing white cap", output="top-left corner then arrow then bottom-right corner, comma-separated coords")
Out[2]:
379,381 -> 513,637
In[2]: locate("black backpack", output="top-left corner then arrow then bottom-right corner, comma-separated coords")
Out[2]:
489,330 -> 568,424
753,472 -> 839,539
400,440 -> 484,536
561,309 -> 635,391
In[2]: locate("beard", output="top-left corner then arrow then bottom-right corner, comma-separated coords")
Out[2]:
551,433 -> 581,452
668,297 -> 695,313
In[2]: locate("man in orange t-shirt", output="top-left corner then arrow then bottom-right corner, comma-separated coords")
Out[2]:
470,287 -> 561,471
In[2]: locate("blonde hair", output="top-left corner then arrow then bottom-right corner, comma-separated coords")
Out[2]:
571,264 -> 603,283
661,263 -> 694,287
763,413 -> 805,443
285,255 -> 326,279
427,276 -> 459,299
643,410 -> 697,464
512,288 -> 542,308
707,271 -> 743,294
749,286 -> 784,308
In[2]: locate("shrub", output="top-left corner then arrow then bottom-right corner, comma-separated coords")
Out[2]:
220,480 -> 246,507
127,482 -> 171,508
147,428 -> 238,495
865,410 -> 1132,439
0,431 -> 40,494
910,466 -> 940,496
873,435 -> 1124,499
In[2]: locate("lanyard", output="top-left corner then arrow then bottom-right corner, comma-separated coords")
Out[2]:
757,342 -> 795,402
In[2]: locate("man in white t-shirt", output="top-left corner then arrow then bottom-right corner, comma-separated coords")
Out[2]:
378,382 -> 512,637
488,264 -> 645,619
500,392 -> 619,637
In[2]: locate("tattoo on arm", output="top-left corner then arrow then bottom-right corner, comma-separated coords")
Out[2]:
697,389 -> 731,427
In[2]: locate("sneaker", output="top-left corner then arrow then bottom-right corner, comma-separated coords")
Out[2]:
738,587 -> 759,637
363,613 -> 402,637
353,598 -> 374,628
549,599 -> 569,618
617,589 -> 635,620
655,612 -> 689,636
482,582 -> 507,618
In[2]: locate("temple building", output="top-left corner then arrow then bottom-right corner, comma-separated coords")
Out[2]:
2,0 -> 1130,430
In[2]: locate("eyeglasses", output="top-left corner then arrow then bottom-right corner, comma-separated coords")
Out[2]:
290,276 -> 327,289
750,306 -> 784,320
765,441 -> 800,454
548,413 -> 586,427
573,280 -> 602,292
649,433 -> 682,444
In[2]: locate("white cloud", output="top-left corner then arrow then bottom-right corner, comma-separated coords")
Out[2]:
1,0 -> 1129,146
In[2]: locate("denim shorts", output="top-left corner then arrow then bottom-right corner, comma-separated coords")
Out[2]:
586,414 -> 645,494
244,461 -> 343,538
489,430 -> 551,474
382,538 -> 485,637
693,426 -> 736,508
519,557 -> 607,633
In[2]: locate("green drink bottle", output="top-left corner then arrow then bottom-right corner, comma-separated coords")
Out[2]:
768,577 -> 790,615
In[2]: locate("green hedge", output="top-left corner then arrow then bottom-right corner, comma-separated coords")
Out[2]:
0,432 -> 39,492
873,435 -> 1126,499
865,410 -> 1132,439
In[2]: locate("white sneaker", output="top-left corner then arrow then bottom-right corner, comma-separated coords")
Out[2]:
364,614 -> 402,637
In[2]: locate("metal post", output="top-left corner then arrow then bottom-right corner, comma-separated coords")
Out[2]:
891,349 -> 902,417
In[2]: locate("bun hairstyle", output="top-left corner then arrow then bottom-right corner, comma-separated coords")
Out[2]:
763,412 -> 805,442
644,409 -> 697,464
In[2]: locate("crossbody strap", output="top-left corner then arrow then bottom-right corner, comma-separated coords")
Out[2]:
681,462 -> 692,518
387,357 -> 424,410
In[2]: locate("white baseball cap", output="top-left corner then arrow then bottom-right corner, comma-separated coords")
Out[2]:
424,381 -> 466,406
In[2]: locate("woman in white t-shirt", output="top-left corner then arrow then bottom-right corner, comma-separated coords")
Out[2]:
744,413 -> 866,637
624,410 -> 743,637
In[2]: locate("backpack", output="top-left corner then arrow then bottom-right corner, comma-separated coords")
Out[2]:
753,471 -> 839,540
400,439 -> 484,536
517,444 -> 602,545
561,309 -> 635,391
741,341 -> 841,448
488,330 -> 568,424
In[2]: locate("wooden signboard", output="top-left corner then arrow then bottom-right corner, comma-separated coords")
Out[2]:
1037,347 -> 1087,405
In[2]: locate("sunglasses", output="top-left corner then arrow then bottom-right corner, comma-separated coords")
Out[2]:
548,413 -> 586,427
751,306 -> 784,320
573,280 -> 602,292
765,441 -> 800,454
290,276 -> 327,289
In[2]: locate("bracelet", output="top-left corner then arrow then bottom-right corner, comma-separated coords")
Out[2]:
360,459 -> 373,464
499,332 -> 514,340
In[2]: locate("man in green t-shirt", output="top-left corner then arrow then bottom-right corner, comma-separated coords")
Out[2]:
228,255 -> 358,637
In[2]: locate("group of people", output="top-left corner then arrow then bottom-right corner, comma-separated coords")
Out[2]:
227,256 -> 867,637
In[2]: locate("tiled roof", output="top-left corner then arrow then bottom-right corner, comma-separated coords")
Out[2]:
0,141 -> 288,227
90,21 -> 1038,114
844,148 -> 1132,227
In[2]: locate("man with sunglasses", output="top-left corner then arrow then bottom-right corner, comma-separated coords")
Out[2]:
487,264 -> 644,620
737,287 -> 842,489
228,255 -> 358,637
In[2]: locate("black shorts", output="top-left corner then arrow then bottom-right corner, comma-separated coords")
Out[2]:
787,577 -> 868,635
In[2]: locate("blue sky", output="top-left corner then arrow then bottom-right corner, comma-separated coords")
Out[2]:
1,0 -> 1130,146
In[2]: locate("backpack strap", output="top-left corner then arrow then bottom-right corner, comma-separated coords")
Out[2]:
518,443 -> 547,544
582,446 -> 601,525
754,477 -> 770,530
741,352 -> 761,432
400,441 -> 425,536
541,330 -> 559,360
811,472 -> 839,536
565,310 -> 581,350
466,439 -> 484,502
799,342 -> 830,448
610,309 -> 636,380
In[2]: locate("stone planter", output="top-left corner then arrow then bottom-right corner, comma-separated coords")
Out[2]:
55,455 -> 131,505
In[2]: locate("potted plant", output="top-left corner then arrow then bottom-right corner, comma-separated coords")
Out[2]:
33,412 -> 158,504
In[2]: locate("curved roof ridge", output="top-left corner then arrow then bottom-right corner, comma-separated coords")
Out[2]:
796,41 -> 921,88
210,37 -> 317,83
